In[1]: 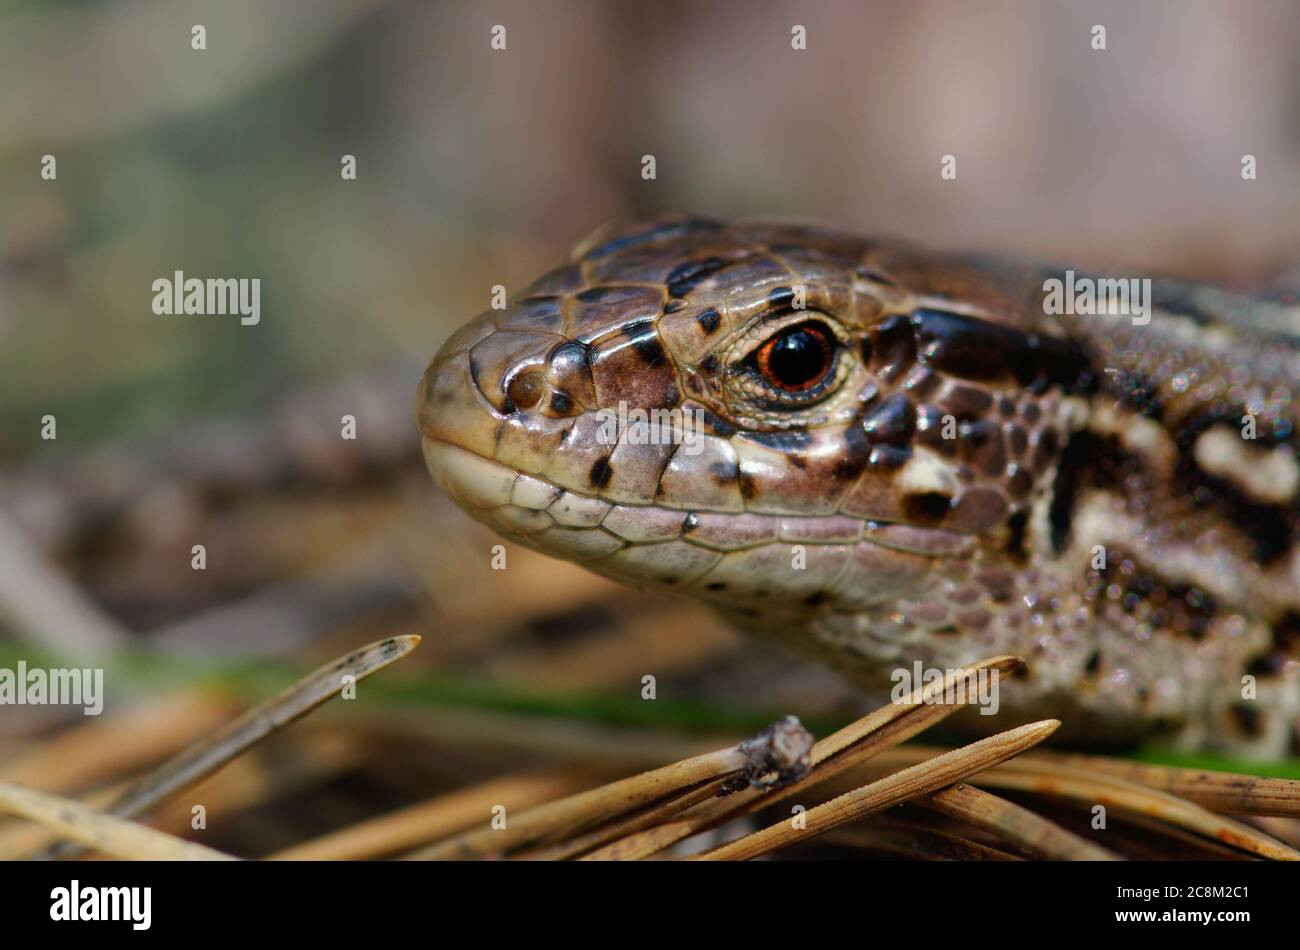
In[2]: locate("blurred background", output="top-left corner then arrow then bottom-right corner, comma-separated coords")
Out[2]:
0,0 -> 1298,857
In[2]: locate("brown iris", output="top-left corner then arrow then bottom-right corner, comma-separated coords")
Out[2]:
753,321 -> 834,392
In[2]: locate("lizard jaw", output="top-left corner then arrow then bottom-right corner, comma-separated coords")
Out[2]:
423,436 -> 974,615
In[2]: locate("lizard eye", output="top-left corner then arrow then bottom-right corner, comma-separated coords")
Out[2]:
723,312 -> 854,422
750,321 -> 835,393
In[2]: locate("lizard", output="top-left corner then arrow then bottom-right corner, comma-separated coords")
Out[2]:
415,215 -> 1300,758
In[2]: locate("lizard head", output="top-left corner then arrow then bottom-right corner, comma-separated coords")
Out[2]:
417,216 -> 1091,643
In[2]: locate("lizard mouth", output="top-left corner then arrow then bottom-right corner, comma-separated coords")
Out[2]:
423,436 -> 975,608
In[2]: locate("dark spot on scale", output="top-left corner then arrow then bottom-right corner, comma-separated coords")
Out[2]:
767,285 -> 796,309
870,314 -> 917,374
912,309 -> 1018,380
700,354 -> 719,374
1036,338 -> 1094,395
576,285 -> 619,303
738,470 -> 759,500
942,383 -> 993,420
855,265 -> 897,286
915,404 -> 955,457
662,576 -> 679,586
1005,509 -> 1029,557
861,393 -> 916,445
745,429 -> 812,452
962,419 -> 1006,476
683,513 -> 700,531
832,460 -> 862,481
1277,612 -> 1300,656
1147,281 -> 1227,327
706,582 -> 727,591
693,406 -> 737,437
1084,649 -> 1101,675
1230,704 -> 1264,739
1245,653 -> 1286,677
1006,463 -> 1033,499
589,457 -> 613,489
1031,427 -> 1060,473
803,591 -> 827,606
833,410 -> 873,480
697,308 -> 721,334
664,299 -> 688,314
960,419 -> 996,448
910,308 -> 1090,394
904,368 -> 941,399
582,217 -> 722,261
623,320 -> 666,366
550,340 -> 591,371
1005,423 -> 1028,456
902,491 -> 951,522
549,391 -> 572,414
868,445 -> 911,468
518,293 -> 561,307
666,257 -> 727,299
709,461 -> 738,485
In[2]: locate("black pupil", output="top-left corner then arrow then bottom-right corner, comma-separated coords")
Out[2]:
768,326 -> 828,387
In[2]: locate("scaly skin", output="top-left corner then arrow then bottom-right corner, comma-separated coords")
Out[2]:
417,216 -> 1300,756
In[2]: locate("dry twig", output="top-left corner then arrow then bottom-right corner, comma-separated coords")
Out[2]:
695,719 -> 1060,861
0,782 -> 237,861
39,634 -> 420,859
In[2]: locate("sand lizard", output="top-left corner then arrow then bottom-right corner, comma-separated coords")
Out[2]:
417,216 -> 1300,757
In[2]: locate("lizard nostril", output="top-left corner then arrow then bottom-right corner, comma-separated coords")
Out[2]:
505,368 -> 545,411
